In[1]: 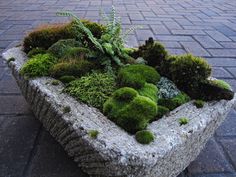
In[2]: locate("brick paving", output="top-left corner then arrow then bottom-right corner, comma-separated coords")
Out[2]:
0,0 -> 236,176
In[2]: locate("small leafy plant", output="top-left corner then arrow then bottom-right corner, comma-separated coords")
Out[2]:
179,117 -> 189,125
194,100 -> 205,108
88,130 -> 99,139
135,130 -> 155,144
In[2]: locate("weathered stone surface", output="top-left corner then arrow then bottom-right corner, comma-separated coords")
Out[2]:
2,47 -> 236,177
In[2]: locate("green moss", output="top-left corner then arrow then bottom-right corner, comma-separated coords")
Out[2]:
81,19 -> 106,39
23,22 -> 78,53
59,75 -> 76,83
210,79 -> 231,90
88,130 -> 99,139
113,87 -> 138,102
156,105 -> 169,119
47,39 -> 82,58
137,83 -> 158,102
179,117 -> 189,125
50,59 -> 95,78
62,47 -> 93,60
20,54 -> 56,78
51,80 -> 60,85
117,64 -> 160,89
169,54 -> 211,93
104,91 -> 157,133
64,72 -> 117,109
135,130 -> 155,144
27,48 -> 46,58
63,106 -> 71,113
157,92 -> 190,111
7,57 -> 15,64
132,38 -> 168,68
194,100 -> 205,108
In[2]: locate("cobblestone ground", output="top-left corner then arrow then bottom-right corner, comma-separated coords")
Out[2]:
0,0 -> 236,177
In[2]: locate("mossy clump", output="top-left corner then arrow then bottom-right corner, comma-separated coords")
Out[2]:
179,117 -> 189,125
7,57 -> 15,64
104,88 -> 157,133
135,130 -> 155,144
23,22 -> 78,53
20,54 -> 56,78
27,48 -> 46,58
168,54 -> 211,94
132,37 -> 168,68
156,105 -> 170,119
62,47 -> 93,60
194,100 -> 205,108
64,72 -> 117,109
63,106 -> 71,113
47,39 -> 82,58
59,75 -> 76,83
50,59 -> 95,78
51,80 -> 60,85
210,79 -> 232,90
158,92 -> 190,111
113,87 -> 138,101
81,19 -> 106,39
137,83 -> 158,102
170,54 -> 211,93
88,130 -> 99,139
196,81 -> 234,101
117,64 -> 161,89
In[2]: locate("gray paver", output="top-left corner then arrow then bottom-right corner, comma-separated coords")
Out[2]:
180,41 -> 211,57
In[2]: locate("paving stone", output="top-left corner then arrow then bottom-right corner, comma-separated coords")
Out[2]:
220,42 -> 236,48
0,115 -> 41,177
226,67 -> 236,78
0,69 -> 21,94
194,35 -> 223,49
208,49 -> 236,57
160,41 -> 182,48
0,96 -> 31,115
219,139 -> 236,169
136,29 -> 154,41
171,29 -> 205,35
180,41 -> 211,57
156,35 -> 194,41
206,30 -> 232,42
27,130 -> 88,177
129,12 -> 144,21
150,25 -> 170,35
167,48 -> 186,55
187,139 -> 234,175
212,67 -> 233,79
216,110 -> 236,137
205,58 -> 236,67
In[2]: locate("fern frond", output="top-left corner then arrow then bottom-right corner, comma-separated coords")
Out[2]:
122,25 -> 142,42
57,11 -> 104,53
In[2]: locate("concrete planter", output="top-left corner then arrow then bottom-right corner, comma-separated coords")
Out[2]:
3,47 -> 236,177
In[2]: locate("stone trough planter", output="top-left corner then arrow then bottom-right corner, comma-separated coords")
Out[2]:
3,47 -> 236,177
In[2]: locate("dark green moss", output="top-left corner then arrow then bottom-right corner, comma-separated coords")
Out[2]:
156,105 -> 169,119
51,80 -> 60,85
169,54 -> 211,93
135,130 -> 155,144
27,48 -> 46,58
137,83 -> 158,102
20,54 -> 56,78
50,59 -> 95,78
132,37 -> 168,68
59,75 -> 76,83
88,130 -> 99,139
64,72 -> 117,110
210,79 -> 231,90
117,64 -> 160,89
7,57 -> 15,64
62,47 -> 93,60
194,100 -> 205,108
158,92 -> 190,111
63,106 -> 71,113
179,117 -> 189,125
47,39 -> 82,58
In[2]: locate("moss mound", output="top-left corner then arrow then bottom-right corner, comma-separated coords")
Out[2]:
210,79 -> 232,90
27,48 -> 46,58
104,87 -> 157,134
59,75 -> 76,83
135,130 -> 155,144
20,54 -> 56,78
64,72 -> 116,109
137,83 -> 158,102
156,105 -> 170,119
117,64 -> 161,89
50,59 -> 94,78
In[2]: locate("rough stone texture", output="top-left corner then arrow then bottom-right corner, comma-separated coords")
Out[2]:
2,47 -> 236,177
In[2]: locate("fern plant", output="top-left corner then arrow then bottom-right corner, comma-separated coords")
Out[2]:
57,6 -> 140,72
